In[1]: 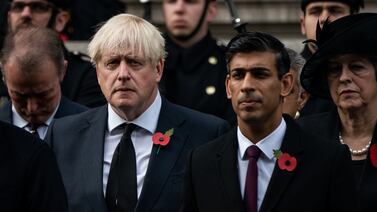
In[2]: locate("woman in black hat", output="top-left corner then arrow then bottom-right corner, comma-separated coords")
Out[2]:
299,13 -> 377,212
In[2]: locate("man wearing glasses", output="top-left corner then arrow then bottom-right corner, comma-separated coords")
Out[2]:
1,0 -> 106,108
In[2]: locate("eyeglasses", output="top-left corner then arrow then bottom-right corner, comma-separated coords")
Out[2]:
9,1 -> 55,13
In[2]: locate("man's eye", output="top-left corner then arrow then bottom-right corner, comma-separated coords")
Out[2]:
105,60 -> 119,70
231,71 -> 244,79
309,8 -> 321,16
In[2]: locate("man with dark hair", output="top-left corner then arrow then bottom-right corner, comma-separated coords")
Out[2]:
0,120 -> 68,211
181,31 -> 356,212
160,0 -> 235,125
283,48 -> 309,119
300,0 -> 364,59
1,0 -> 106,107
298,0 -> 364,117
0,27 -> 87,139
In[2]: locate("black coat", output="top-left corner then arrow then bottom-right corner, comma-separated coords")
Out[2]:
0,121 -> 68,212
182,115 -> 357,212
298,109 -> 377,212
160,33 -> 236,125
61,49 -> 106,107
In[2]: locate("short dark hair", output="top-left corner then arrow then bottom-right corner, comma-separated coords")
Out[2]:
225,31 -> 290,79
301,0 -> 364,14
1,27 -> 65,77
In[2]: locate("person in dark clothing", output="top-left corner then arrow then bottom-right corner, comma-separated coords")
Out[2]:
298,0 -> 364,117
0,120 -> 68,212
67,0 -> 125,40
160,0 -> 235,125
3,0 -> 106,107
299,13 -> 377,212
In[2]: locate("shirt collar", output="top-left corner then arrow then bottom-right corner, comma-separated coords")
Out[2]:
238,118 -> 287,160
11,100 -> 60,128
107,92 -> 162,134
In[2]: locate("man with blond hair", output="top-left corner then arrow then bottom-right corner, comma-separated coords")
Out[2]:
46,13 -> 229,212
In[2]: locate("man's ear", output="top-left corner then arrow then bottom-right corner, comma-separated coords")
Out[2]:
225,74 -> 232,99
59,60 -> 68,82
298,90 -> 310,110
206,1 -> 217,22
300,15 -> 306,36
53,11 -> 70,33
155,59 -> 164,83
280,72 -> 294,98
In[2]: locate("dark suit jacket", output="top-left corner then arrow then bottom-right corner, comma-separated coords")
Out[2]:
182,115 -> 357,212
45,98 -> 230,212
298,110 -> 377,212
0,121 -> 68,212
0,96 -> 88,124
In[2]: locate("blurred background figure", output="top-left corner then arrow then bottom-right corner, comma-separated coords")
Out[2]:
0,27 -> 87,139
283,48 -> 309,119
66,0 -> 125,40
299,13 -> 377,212
299,0 -> 364,117
2,0 -> 106,107
160,0 -> 235,125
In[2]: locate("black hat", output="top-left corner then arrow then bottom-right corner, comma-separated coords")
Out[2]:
301,0 -> 364,13
301,13 -> 377,99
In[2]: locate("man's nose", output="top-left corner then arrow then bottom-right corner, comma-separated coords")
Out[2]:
240,73 -> 256,92
20,6 -> 33,17
26,98 -> 39,113
118,61 -> 131,80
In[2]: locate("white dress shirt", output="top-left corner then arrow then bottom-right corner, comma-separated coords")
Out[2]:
237,118 -> 286,211
103,92 -> 162,198
12,102 -> 59,140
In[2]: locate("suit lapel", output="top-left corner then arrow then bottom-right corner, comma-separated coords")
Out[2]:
136,99 -> 187,211
217,129 -> 246,211
0,100 -> 13,124
79,106 -> 108,210
259,116 -> 304,212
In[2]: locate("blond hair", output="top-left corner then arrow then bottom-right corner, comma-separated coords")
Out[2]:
88,13 -> 166,66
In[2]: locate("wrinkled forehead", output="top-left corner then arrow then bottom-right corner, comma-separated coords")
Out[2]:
97,41 -> 147,62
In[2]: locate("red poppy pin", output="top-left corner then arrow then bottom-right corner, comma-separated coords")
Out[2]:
273,149 -> 297,172
152,128 -> 174,154
370,144 -> 377,168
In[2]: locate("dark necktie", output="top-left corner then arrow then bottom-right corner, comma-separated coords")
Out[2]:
245,145 -> 261,212
28,123 -> 41,139
106,123 -> 138,212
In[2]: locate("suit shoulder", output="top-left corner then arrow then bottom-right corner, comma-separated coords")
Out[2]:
170,102 -> 229,127
192,128 -> 235,156
297,111 -> 335,134
53,106 -> 104,127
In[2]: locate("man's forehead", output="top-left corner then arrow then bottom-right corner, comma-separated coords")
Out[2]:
229,52 -> 277,68
306,1 -> 350,9
101,50 -> 145,60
